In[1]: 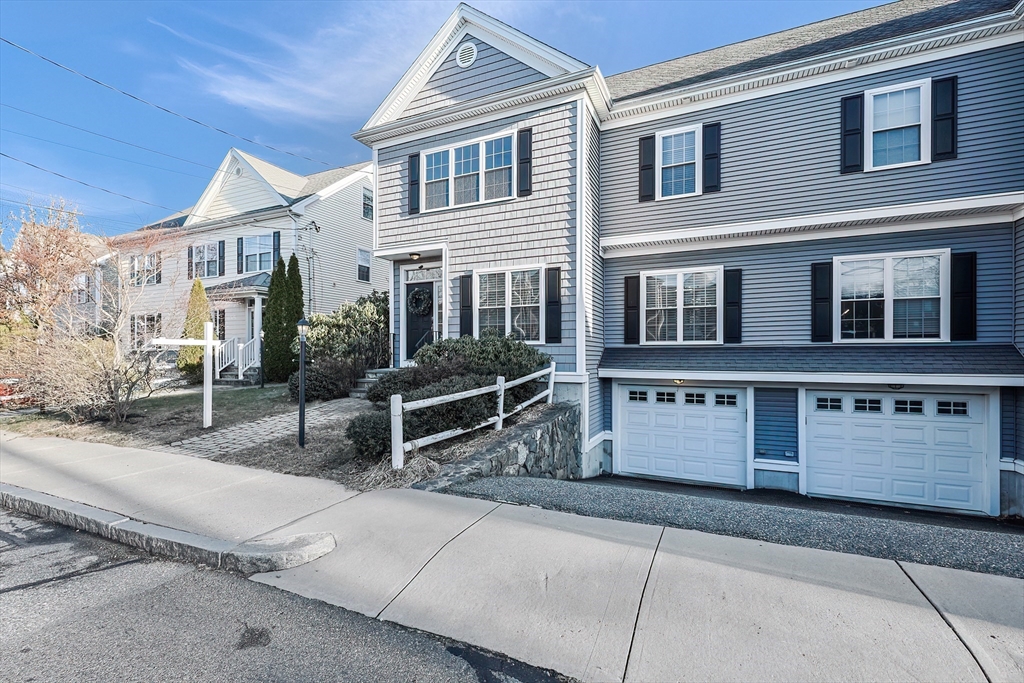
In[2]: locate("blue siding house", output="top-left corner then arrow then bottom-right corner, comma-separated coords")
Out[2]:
356,0 -> 1024,516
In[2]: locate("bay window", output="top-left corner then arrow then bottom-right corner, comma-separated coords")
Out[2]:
835,249 -> 948,342
640,267 -> 723,344
476,266 -> 544,343
421,132 -> 515,211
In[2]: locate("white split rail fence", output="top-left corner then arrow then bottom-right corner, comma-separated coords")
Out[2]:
390,361 -> 557,470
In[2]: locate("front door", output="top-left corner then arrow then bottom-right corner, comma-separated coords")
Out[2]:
406,281 -> 435,360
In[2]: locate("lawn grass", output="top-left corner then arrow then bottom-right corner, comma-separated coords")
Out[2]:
0,385 -> 296,449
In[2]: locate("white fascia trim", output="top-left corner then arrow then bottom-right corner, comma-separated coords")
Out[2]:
185,150 -> 288,227
602,20 -> 1022,130
363,4 -> 587,129
586,431 -> 613,451
1012,204 -> 1024,222
374,242 -> 449,260
998,459 -> 1024,474
576,96 -> 586,375
600,192 -> 1024,256
596,368 -> 1024,387
290,170 -> 371,213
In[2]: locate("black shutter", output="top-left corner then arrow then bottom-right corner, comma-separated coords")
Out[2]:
932,76 -> 958,161
187,246 -> 193,280
154,253 -> 161,284
840,95 -> 864,174
624,275 -> 640,344
703,123 -> 721,193
217,310 -> 225,341
272,231 -> 281,266
459,274 -> 473,337
517,128 -> 533,197
155,313 -> 162,337
237,238 -> 244,274
950,251 -> 976,341
811,262 -> 833,342
545,267 -> 561,344
724,268 -> 741,343
217,240 -> 225,277
408,153 -> 420,215
638,136 -> 655,202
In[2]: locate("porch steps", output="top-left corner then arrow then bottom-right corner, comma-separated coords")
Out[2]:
349,367 -> 396,400
212,365 -> 261,387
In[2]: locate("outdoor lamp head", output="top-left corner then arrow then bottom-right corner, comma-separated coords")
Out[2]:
297,318 -> 309,339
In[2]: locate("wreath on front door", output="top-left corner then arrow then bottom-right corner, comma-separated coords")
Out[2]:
407,287 -> 433,317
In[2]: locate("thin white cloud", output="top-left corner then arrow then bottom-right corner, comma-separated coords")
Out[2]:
152,1 -> 547,126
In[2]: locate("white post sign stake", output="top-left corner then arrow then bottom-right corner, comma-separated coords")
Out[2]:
150,321 -> 219,428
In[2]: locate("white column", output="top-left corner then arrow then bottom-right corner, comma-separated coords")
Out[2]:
203,321 -> 214,429
253,296 -> 263,364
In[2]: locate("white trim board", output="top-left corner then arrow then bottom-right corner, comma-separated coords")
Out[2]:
596,368 -> 1024,387
185,150 -> 288,227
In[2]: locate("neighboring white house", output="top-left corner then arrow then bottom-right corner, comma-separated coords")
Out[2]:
109,148 -> 387,376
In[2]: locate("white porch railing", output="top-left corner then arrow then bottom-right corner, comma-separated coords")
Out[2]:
215,336 -> 238,379
237,337 -> 260,379
390,361 -> 557,470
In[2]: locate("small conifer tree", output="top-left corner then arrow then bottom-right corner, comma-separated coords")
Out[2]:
262,258 -> 291,382
177,278 -> 212,382
286,253 -> 305,325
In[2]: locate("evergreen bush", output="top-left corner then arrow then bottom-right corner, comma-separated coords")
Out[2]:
176,278 -> 211,382
287,357 -> 357,402
261,258 -> 292,382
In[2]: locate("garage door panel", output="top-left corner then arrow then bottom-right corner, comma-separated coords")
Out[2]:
619,386 -> 747,487
807,391 -> 988,513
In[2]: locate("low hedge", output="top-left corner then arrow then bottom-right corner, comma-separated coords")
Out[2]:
364,361 -> 469,405
287,357 -> 359,402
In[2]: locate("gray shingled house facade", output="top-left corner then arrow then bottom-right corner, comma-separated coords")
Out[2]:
355,0 -> 1024,516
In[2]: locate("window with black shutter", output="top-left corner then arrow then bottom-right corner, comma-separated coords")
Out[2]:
237,238 -> 244,274
624,275 -> 640,344
932,76 -> 957,161
217,240 -> 225,277
517,128 -> 532,197
272,231 -> 281,266
545,267 -> 561,344
950,251 -> 976,340
811,262 -> 832,342
703,123 -> 721,193
408,153 -> 420,215
459,274 -> 473,337
187,246 -> 193,280
638,136 -> 655,202
840,95 -> 864,173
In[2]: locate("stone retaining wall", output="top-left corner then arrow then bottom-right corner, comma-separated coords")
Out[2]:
414,403 -> 582,492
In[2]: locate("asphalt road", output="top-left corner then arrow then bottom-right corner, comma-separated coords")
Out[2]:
0,510 -> 570,683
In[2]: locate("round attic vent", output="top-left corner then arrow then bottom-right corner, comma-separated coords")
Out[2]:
234,167 -> 242,176
455,41 -> 477,68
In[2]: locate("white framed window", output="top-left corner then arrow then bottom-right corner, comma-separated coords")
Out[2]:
193,243 -> 219,279
474,265 -> 545,343
357,248 -> 371,283
421,132 -> 515,212
130,253 -> 161,286
244,235 -> 273,273
864,79 -> 931,171
656,124 -> 702,200
640,266 -> 723,345
834,249 -> 949,342
129,313 -> 161,349
362,187 -> 373,220
72,274 -> 92,304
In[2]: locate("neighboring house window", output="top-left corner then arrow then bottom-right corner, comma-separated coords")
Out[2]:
656,125 -> 702,199
130,253 -> 161,286
362,187 -> 373,220
193,243 -> 218,279
130,313 -> 161,349
475,267 -> 543,342
421,133 -> 515,212
357,248 -> 371,283
835,249 -> 948,342
641,267 -> 723,344
73,274 -> 92,304
212,309 -> 226,341
244,235 -> 273,273
865,79 -> 931,171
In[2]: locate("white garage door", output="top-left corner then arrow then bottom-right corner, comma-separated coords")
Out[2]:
618,385 -> 747,486
806,391 -> 989,512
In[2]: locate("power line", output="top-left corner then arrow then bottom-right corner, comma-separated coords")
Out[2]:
0,153 -> 177,211
1,128 -> 208,178
0,36 -> 332,167
0,183 -> 152,225
0,103 -> 218,170
0,195 -> 144,228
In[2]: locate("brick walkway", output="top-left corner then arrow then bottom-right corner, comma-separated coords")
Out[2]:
166,398 -> 369,458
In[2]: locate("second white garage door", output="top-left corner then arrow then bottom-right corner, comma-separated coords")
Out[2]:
806,391 -> 990,513
618,385 -> 747,487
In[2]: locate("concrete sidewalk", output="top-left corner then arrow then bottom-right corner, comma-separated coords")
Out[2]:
2,431 -> 1021,682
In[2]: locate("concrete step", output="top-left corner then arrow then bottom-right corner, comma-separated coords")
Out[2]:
349,389 -> 368,400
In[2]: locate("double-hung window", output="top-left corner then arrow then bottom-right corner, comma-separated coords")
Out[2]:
357,248 -> 371,283
244,235 -> 273,273
193,243 -> 218,279
640,267 -> 723,344
421,133 -> 515,211
476,267 -> 543,343
131,253 -> 161,286
362,187 -> 373,220
865,79 -> 931,171
656,125 -> 702,200
835,249 -> 948,342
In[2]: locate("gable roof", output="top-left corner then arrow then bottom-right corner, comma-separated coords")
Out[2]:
605,0 -> 1020,103
361,3 -> 589,130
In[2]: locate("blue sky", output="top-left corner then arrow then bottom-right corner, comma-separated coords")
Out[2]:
0,0 -> 886,238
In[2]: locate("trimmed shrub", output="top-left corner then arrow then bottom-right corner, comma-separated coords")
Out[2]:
364,361 -> 469,406
345,409 -> 392,463
287,357 -> 358,402
291,290 -> 390,374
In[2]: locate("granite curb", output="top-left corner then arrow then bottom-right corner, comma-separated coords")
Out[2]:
0,483 -> 336,574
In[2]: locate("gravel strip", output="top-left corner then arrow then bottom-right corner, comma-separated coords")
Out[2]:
445,477 -> 1024,578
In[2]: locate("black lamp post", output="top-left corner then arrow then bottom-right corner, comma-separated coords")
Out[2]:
297,318 -> 308,448
258,329 -> 265,390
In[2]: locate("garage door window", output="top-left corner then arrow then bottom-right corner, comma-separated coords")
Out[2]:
656,391 -> 676,404
628,390 -> 648,402
835,249 -> 948,342
894,399 -> 924,414
641,267 -> 723,344
715,393 -> 738,406
816,396 -> 843,411
854,398 -> 882,413
937,400 -> 968,416
684,392 -> 706,405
